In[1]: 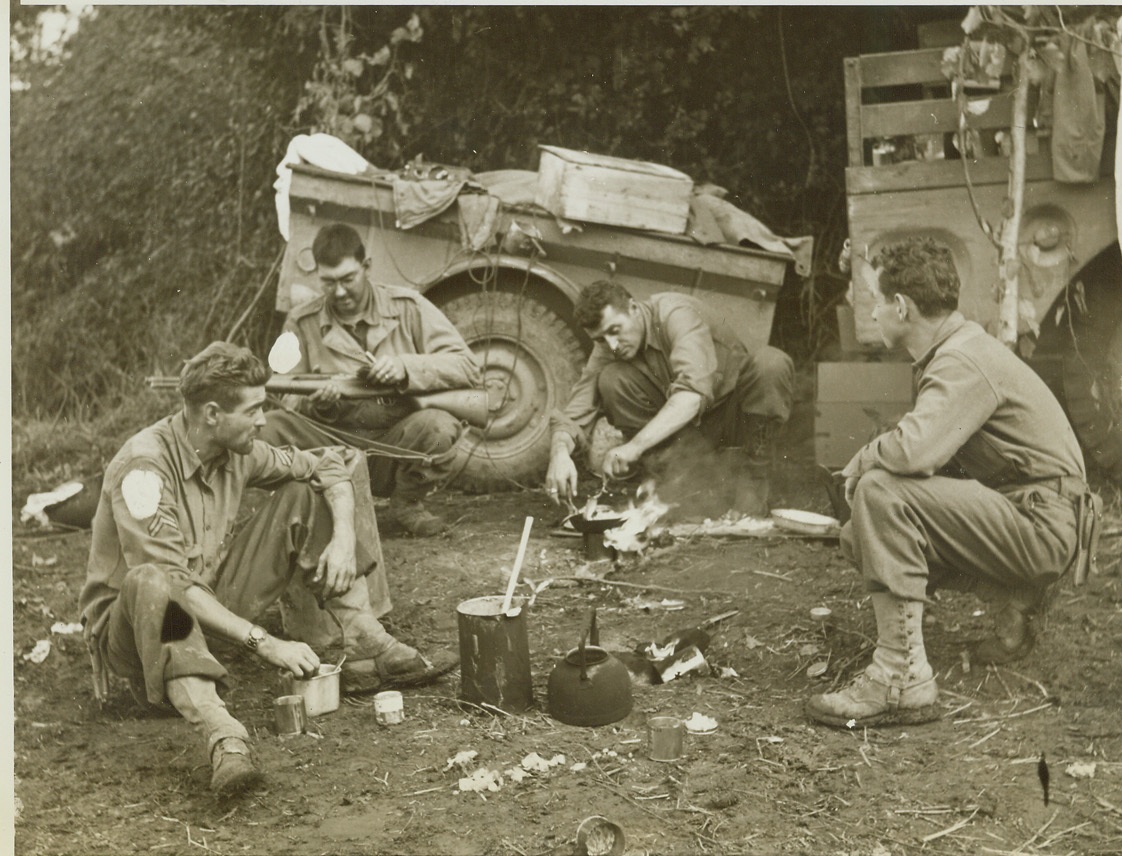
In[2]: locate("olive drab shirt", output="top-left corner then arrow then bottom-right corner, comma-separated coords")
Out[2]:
281,278 -> 481,392
80,411 -> 351,640
551,292 -> 753,449
841,313 -> 1086,485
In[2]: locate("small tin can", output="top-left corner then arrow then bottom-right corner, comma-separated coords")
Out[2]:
647,715 -> 685,762
374,690 -> 404,726
275,694 -> 307,735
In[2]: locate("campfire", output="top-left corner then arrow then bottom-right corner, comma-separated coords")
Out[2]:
601,481 -> 670,554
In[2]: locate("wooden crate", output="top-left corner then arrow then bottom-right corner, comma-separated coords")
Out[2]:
535,145 -> 693,234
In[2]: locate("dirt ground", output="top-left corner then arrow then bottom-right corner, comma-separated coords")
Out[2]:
11,421 -> 1122,856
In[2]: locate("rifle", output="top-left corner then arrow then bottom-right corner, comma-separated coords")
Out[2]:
145,374 -> 493,429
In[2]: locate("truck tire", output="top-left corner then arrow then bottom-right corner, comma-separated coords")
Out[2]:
1041,252 -> 1122,480
439,288 -> 586,493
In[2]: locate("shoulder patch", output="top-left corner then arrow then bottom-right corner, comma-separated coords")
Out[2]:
121,469 -> 163,519
269,330 -> 303,374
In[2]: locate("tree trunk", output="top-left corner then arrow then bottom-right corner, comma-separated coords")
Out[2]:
997,49 -> 1031,347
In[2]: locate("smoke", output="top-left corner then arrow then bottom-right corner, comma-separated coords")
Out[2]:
642,434 -> 742,521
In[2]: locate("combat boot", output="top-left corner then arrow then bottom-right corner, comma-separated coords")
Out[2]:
165,676 -> 259,795
210,737 -> 261,797
332,604 -> 458,693
731,417 -> 777,518
971,596 -> 1037,665
390,497 -> 447,537
807,593 -> 940,727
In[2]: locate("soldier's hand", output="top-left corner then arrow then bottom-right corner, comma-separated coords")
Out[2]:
258,636 -> 320,678
315,536 -> 357,602
365,355 -> 406,387
546,450 -> 579,505
602,442 -> 641,480
309,376 -> 347,405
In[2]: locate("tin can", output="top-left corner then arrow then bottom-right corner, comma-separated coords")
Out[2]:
374,690 -> 404,725
274,694 -> 307,735
647,715 -> 685,762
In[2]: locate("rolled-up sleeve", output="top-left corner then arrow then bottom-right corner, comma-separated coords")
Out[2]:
843,352 -> 998,479
662,305 -> 719,410
550,345 -> 614,450
246,441 -> 351,491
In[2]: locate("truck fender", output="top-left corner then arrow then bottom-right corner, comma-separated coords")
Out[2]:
424,255 -> 583,310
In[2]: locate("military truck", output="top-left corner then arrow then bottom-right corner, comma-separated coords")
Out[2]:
838,42 -> 1121,478
276,159 -> 798,492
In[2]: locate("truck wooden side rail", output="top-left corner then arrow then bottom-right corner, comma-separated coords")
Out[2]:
840,46 -> 1121,477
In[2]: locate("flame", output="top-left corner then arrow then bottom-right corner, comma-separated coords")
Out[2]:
603,480 -> 670,554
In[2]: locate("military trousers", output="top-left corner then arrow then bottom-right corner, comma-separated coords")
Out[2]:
842,469 -> 1080,604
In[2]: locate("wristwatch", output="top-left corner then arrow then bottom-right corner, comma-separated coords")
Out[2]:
244,625 -> 268,652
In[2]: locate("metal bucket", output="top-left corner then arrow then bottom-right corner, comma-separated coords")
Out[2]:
457,595 -> 534,712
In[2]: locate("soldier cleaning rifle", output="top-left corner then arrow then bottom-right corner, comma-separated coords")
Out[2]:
258,223 -> 484,537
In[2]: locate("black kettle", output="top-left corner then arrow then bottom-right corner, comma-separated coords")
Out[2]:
546,609 -> 633,727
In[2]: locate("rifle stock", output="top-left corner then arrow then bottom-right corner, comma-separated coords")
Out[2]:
145,374 -> 493,429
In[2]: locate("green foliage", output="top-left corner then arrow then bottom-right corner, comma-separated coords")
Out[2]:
293,8 -> 424,159
11,6 -> 312,418
11,5 -> 949,426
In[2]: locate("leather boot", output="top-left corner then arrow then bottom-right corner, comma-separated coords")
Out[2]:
971,597 -> 1037,665
732,417 -> 777,518
165,676 -> 259,795
807,593 -> 940,728
331,604 -> 459,694
209,737 -> 260,797
733,459 -> 770,519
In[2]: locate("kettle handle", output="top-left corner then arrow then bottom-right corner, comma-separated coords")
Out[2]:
589,607 -> 599,648
578,630 -> 589,681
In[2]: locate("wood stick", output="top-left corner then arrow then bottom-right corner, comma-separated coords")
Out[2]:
920,807 -> 979,843
501,516 -> 533,614
1011,808 -> 1058,853
551,576 -> 740,597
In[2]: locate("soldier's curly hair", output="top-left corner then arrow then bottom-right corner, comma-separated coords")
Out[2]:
179,342 -> 270,410
873,237 -> 960,317
574,280 -> 633,329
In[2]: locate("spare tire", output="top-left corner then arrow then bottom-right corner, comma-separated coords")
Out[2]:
1039,249 -> 1122,480
439,286 -> 587,493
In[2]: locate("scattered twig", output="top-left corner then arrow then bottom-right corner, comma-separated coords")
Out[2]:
1011,807 -> 1059,853
990,667 -> 1015,699
752,570 -> 793,582
954,700 -> 1057,724
921,807 -> 980,843
968,726 -> 1003,749
995,666 -> 1050,699
1095,795 -> 1122,816
551,576 -> 738,597
1039,821 -> 1091,849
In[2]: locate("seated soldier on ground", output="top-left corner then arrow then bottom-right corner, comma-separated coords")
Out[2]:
80,342 -> 456,796
545,281 -> 795,519
807,237 -> 1101,728
258,223 -> 482,537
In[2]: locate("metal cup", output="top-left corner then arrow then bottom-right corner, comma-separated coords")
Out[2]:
274,694 -> 307,735
647,715 -> 686,762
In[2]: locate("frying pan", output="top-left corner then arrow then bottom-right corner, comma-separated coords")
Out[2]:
564,511 -> 626,533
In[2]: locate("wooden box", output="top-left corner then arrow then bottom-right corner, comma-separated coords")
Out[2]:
535,145 -> 693,234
